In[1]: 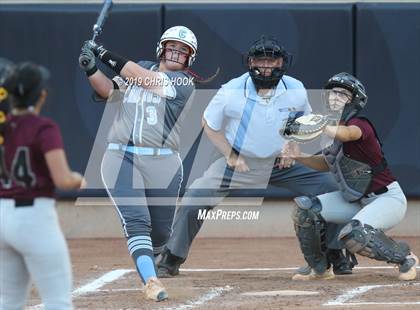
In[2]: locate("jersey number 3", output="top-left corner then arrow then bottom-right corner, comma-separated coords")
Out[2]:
146,106 -> 158,125
0,146 -> 36,189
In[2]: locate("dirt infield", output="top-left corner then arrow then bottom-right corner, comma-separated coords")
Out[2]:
26,237 -> 420,310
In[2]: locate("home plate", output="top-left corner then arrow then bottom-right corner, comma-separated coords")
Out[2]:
242,290 -> 319,297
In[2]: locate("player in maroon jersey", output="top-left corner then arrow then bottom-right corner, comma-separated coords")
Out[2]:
284,73 -> 417,281
0,60 -> 84,310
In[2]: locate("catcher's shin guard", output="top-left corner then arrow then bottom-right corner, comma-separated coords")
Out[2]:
292,196 -> 329,274
338,220 -> 410,264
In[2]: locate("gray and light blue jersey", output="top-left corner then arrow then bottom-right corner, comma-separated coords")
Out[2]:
203,73 -> 311,158
107,61 -> 194,150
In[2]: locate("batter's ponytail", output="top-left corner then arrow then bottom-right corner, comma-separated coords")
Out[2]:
185,67 -> 220,85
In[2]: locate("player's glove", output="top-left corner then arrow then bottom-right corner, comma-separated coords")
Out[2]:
79,42 -> 98,76
282,113 -> 330,143
83,40 -> 108,58
81,40 -> 128,75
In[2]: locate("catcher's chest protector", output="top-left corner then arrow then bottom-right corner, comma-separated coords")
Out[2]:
322,140 -> 373,202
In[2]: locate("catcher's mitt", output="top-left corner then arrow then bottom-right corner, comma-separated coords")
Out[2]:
282,113 -> 329,143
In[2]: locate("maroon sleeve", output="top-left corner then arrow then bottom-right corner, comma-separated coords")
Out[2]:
347,118 -> 374,141
37,120 -> 64,154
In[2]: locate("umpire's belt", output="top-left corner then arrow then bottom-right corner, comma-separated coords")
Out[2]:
108,143 -> 173,156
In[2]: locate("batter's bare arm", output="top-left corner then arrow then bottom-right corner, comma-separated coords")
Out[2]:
87,70 -> 114,99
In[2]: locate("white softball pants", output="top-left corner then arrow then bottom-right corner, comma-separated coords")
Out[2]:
0,198 -> 72,310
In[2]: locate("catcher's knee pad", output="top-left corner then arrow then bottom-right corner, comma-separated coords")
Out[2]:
292,196 -> 329,273
338,220 -> 410,264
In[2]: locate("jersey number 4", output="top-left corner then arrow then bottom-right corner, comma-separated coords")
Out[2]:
0,146 -> 36,189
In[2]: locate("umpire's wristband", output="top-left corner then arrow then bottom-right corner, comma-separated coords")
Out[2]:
98,49 -> 128,75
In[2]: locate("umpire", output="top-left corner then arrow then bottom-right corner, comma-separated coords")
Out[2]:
158,36 -> 351,277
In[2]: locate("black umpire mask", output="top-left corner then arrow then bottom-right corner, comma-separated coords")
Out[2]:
247,36 -> 290,91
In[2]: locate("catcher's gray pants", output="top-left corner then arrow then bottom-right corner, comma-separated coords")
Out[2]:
166,156 -> 338,259
317,181 -> 407,231
0,198 -> 72,310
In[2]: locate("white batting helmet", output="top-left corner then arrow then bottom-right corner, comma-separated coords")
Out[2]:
156,26 -> 198,67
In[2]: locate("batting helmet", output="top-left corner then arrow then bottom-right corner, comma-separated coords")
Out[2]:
156,26 -> 198,67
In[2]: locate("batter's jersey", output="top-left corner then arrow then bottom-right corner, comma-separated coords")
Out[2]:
0,114 -> 64,199
203,73 -> 311,158
107,61 -> 194,150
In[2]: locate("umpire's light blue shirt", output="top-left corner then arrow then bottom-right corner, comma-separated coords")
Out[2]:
203,73 -> 311,158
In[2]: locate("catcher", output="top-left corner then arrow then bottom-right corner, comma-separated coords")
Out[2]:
282,72 -> 417,281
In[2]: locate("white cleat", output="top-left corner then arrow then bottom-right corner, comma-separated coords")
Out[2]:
292,267 -> 335,281
144,277 -> 168,301
398,252 -> 418,281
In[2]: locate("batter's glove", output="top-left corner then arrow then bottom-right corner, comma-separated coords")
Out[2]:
83,40 -> 108,58
282,113 -> 329,143
79,42 -> 98,76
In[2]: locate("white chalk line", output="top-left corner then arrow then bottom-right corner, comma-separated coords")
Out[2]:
159,286 -> 233,310
26,269 -> 132,310
180,266 -> 420,272
26,266 -> 420,309
324,282 -> 420,306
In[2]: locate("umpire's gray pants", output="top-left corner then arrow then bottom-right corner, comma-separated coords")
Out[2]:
166,156 -> 338,259
0,198 -> 72,310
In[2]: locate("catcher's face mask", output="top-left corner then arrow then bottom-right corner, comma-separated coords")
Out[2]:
327,87 -> 353,111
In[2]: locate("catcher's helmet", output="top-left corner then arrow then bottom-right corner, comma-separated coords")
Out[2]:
247,36 -> 290,90
12,62 -> 50,108
324,72 -> 368,121
156,26 -> 198,67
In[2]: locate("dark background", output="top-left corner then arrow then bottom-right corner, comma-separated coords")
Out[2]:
0,3 -> 418,197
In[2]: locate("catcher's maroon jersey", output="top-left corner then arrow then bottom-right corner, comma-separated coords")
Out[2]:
0,114 -> 63,199
343,117 -> 396,193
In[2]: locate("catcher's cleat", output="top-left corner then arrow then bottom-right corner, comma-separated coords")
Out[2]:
398,252 -> 418,281
157,249 -> 183,278
328,249 -> 356,275
292,267 -> 335,281
144,277 -> 168,301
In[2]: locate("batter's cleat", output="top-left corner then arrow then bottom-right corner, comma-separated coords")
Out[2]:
157,249 -> 183,278
398,252 -> 418,281
292,267 -> 335,281
144,277 -> 168,301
